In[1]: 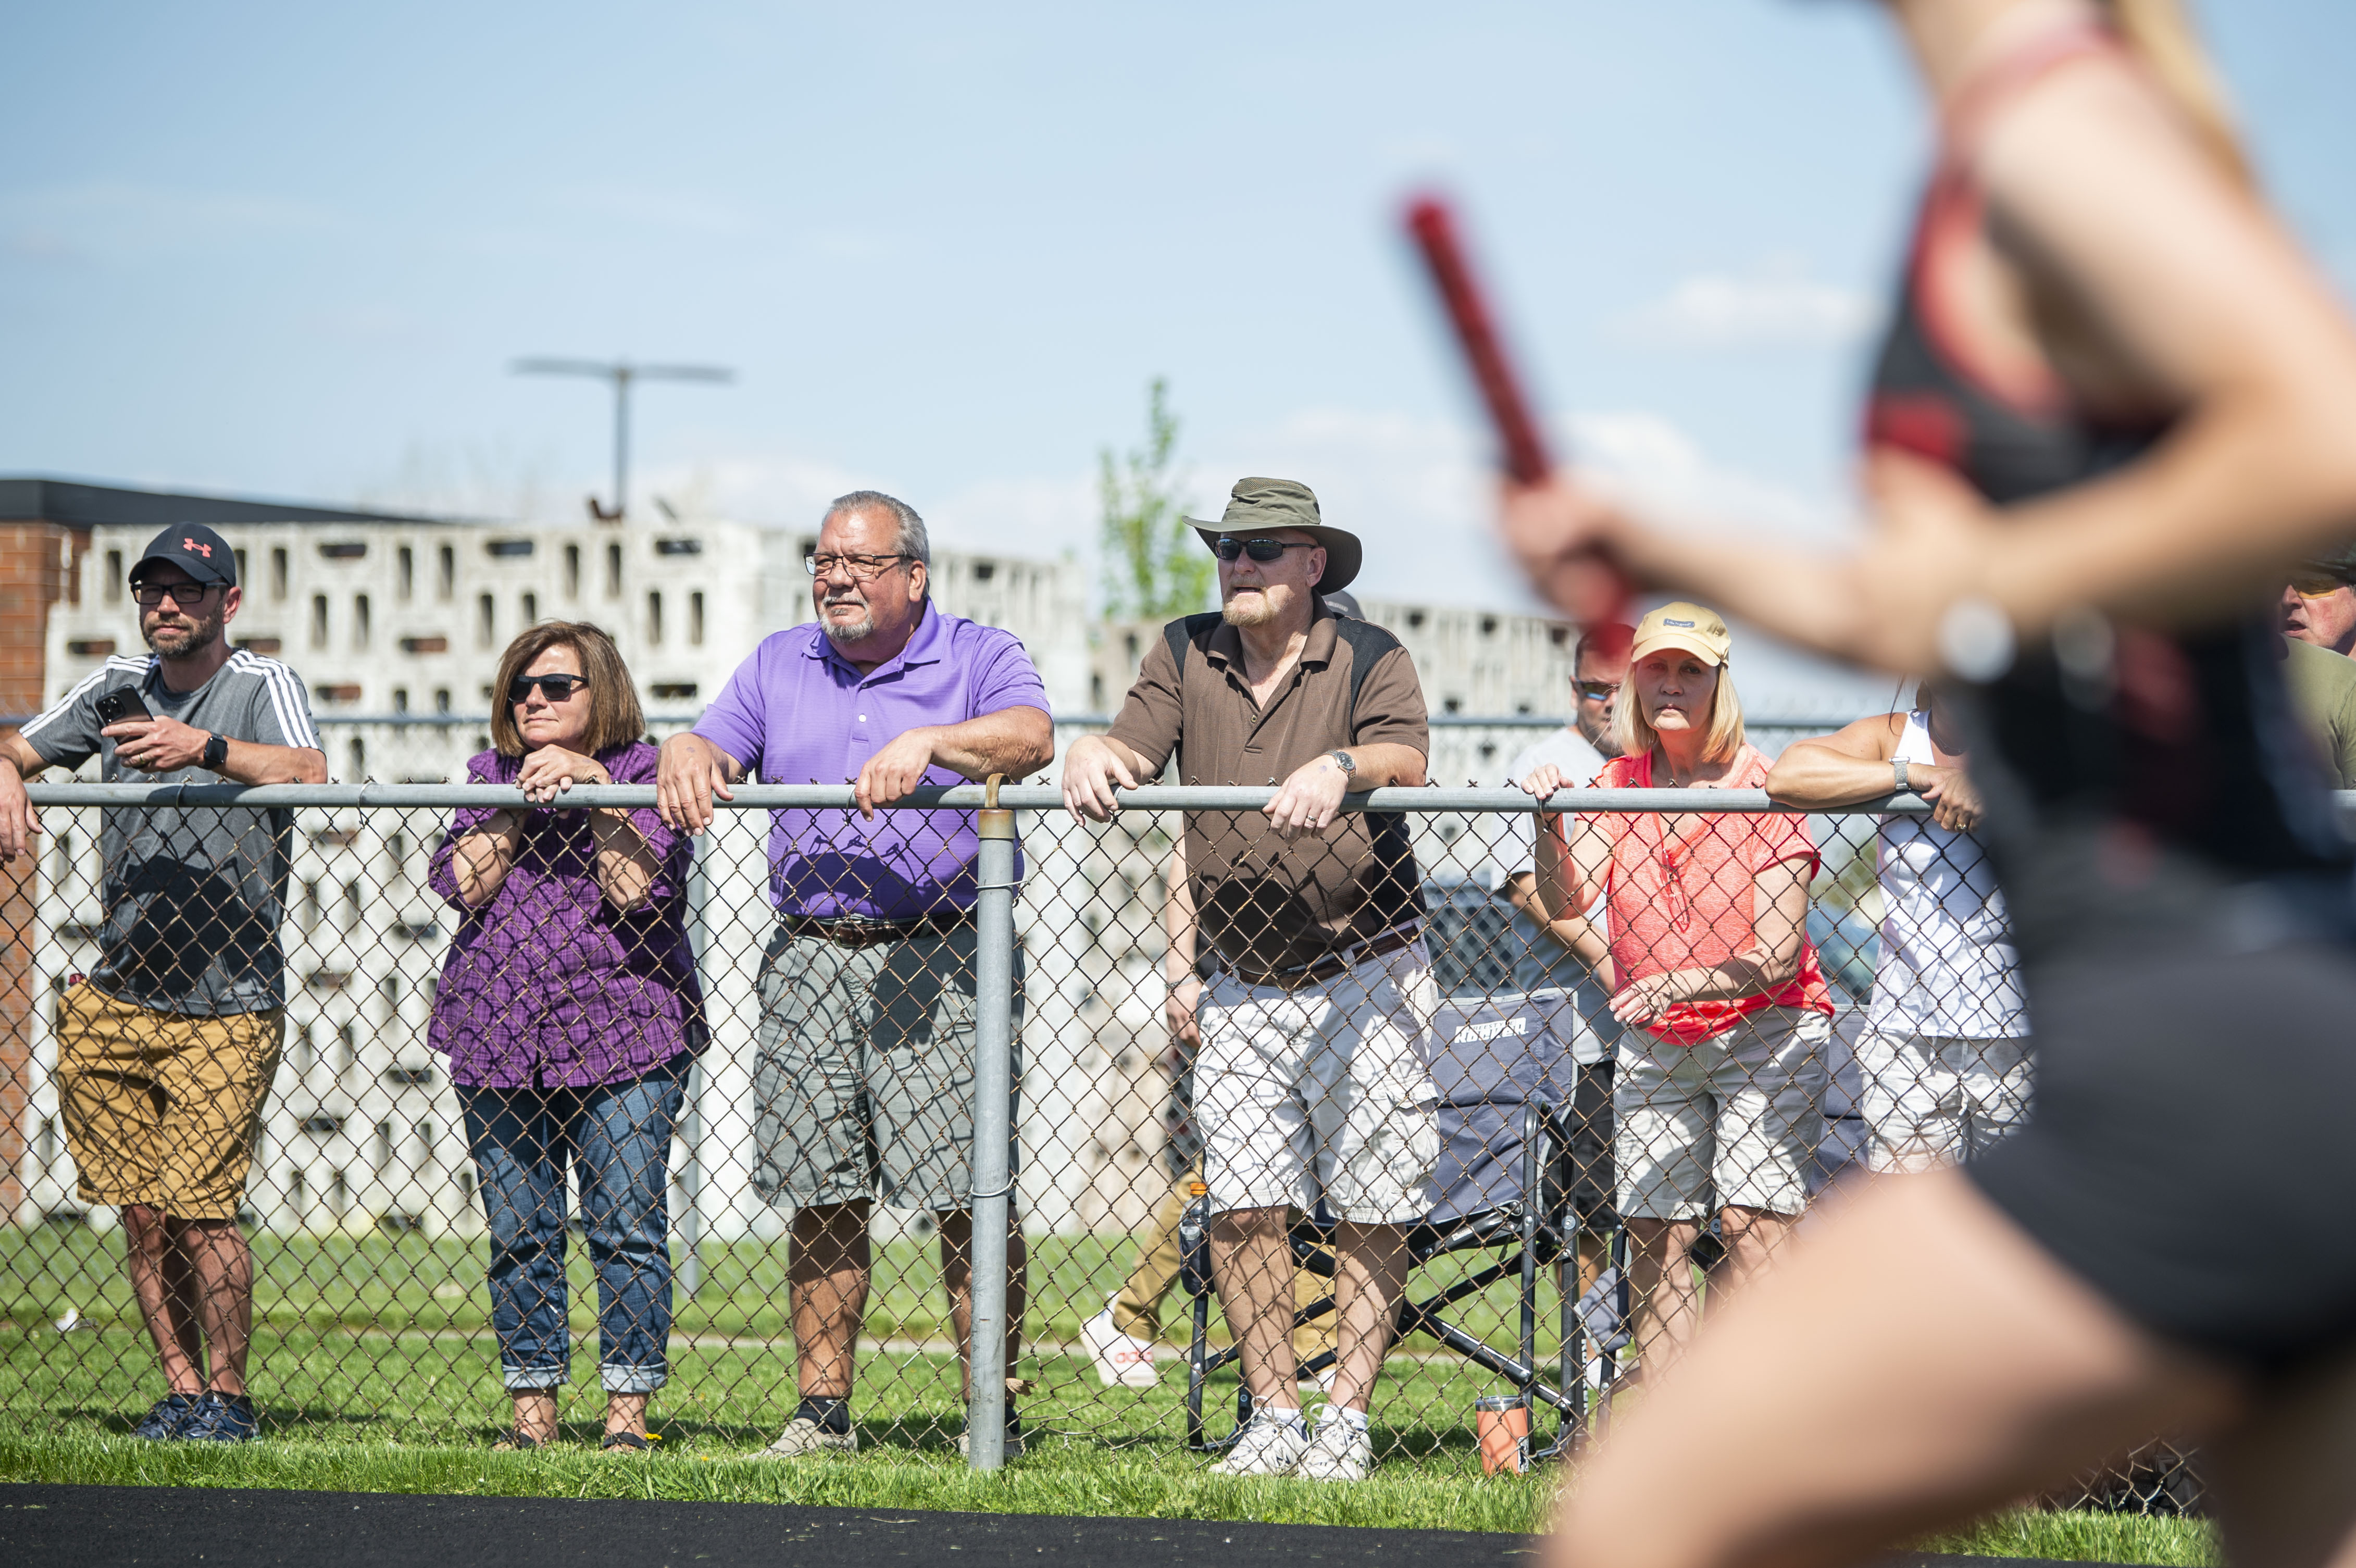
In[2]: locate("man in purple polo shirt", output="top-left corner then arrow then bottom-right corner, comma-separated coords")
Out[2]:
656,489 -> 1054,1460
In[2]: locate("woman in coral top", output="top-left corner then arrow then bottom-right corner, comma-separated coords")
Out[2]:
1525,601 -> 1833,1377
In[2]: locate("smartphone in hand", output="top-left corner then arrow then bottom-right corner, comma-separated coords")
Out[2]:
95,687 -> 154,728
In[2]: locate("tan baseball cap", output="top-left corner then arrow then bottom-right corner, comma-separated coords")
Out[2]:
1630,601 -> 1730,666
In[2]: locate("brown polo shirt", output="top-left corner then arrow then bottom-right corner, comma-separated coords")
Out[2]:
1108,606 -> 1430,980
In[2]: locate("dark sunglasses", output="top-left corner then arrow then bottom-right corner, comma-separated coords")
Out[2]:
1573,680 -> 1621,701
1212,537 -> 1317,564
131,581 -> 222,608
508,674 -> 590,704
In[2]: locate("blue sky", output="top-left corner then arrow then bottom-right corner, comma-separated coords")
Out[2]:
4,2 -> 2349,701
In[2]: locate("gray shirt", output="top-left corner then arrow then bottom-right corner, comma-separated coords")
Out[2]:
22,651 -> 322,1016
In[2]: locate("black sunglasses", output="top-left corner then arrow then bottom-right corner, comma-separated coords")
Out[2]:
1212,537 -> 1317,564
1573,680 -> 1621,701
509,674 -> 590,704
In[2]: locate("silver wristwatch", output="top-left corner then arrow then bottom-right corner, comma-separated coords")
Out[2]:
1892,756 -> 1912,793
1329,750 -> 1357,778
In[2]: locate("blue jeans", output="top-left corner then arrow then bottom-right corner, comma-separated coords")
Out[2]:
459,1057 -> 687,1395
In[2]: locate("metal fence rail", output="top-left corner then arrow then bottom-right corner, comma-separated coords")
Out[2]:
0,783 -> 2200,1509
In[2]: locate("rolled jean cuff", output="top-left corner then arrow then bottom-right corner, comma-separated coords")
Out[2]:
601,1362 -> 668,1395
502,1363 -> 569,1391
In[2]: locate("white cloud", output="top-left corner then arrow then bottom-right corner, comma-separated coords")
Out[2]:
1616,257 -> 1880,349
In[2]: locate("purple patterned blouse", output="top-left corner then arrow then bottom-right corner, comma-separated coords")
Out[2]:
427,743 -> 706,1089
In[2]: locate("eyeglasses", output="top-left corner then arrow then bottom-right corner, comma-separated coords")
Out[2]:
804,551 -> 913,580
131,581 -> 221,608
1211,537 -> 1317,564
2291,570 -> 2353,598
1573,680 -> 1621,702
508,674 -> 590,704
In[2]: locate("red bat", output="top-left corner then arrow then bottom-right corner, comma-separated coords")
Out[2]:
1404,192 -> 1631,622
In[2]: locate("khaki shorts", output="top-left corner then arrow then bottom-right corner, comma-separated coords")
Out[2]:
1616,1005 -> 1829,1222
1854,1028 -> 2033,1173
1196,939 -> 1441,1226
55,982 -> 284,1222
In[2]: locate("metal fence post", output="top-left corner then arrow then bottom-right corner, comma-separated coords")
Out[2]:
965,776 -> 1018,1471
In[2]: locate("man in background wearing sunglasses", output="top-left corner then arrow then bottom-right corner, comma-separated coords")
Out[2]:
2278,546 -> 2356,787
0,524 -> 325,1445
1063,476 -> 1436,1480
656,489 -> 1053,1461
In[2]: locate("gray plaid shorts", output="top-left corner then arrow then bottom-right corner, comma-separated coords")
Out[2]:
751,920 -> 1024,1211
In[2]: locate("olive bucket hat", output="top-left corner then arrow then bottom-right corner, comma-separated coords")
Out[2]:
1187,476 -> 1364,593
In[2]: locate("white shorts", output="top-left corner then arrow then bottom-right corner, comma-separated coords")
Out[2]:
1616,1005 -> 1830,1222
1854,1028 -> 2033,1174
1196,939 -> 1441,1226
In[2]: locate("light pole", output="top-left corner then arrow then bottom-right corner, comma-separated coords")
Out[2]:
511,357 -> 734,522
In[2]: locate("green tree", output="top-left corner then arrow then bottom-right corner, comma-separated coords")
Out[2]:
1098,378 -> 1213,621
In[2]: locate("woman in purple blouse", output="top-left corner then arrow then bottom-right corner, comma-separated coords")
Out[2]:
428,621 -> 704,1453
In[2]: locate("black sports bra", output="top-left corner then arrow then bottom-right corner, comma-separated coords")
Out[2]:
1863,23 -> 2349,957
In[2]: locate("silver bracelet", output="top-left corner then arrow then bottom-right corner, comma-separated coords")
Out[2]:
1892,756 -> 1912,794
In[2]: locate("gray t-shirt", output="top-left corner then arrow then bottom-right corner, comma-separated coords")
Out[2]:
22,651 -> 322,1016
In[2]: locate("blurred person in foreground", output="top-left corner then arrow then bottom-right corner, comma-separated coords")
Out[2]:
1767,688 -> 2030,1171
0,526 -> 324,1444
1497,2 -> 2356,1563
1522,603 -> 1833,1382
1063,477 -> 1436,1481
657,490 -> 1053,1460
429,623 -> 703,1453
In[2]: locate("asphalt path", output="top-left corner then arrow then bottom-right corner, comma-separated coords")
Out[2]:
0,1483 -> 2129,1568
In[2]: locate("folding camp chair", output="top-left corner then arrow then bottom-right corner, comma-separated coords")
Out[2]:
1179,987 -> 1625,1461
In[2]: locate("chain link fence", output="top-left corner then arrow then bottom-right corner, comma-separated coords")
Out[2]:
0,779 -> 2198,1507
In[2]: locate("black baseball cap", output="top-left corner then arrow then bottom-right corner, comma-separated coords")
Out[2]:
129,525 -> 239,588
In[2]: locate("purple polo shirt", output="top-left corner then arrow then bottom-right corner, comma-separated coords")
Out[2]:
693,604 -> 1051,918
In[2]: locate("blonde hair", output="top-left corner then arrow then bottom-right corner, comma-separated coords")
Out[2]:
1615,651 -> 1747,767
2100,0 -> 2251,186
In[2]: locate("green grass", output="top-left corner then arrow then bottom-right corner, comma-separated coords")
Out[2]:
0,1224 -> 2220,1557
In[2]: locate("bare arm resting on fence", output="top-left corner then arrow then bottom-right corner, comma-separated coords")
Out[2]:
1767,711 -> 1983,833
1163,838 -> 1202,1055
850,704 -> 1054,819
0,725 -> 327,859
655,732 -> 746,834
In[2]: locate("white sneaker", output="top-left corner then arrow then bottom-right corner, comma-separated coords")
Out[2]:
1081,1300 -> 1161,1388
1298,1409 -> 1373,1482
753,1415 -> 856,1458
1212,1409 -> 1308,1477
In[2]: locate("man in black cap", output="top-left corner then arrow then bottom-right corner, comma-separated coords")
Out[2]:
0,524 -> 324,1445
1063,477 -> 1437,1480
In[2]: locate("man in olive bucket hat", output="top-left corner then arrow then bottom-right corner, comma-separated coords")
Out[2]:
1065,476 -> 1439,1479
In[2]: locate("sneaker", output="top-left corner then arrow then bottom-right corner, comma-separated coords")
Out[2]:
1081,1300 -> 1161,1389
1212,1409 -> 1307,1477
181,1391 -> 259,1445
753,1415 -> 856,1458
955,1410 -> 1026,1461
1298,1408 -> 1373,1481
134,1392 -> 203,1441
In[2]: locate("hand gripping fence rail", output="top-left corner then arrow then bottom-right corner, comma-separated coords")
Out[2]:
1,779 -> 2209,1509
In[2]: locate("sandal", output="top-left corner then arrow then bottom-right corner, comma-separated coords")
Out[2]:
600,1430 -> 657,1453
490,1428 -> 547,1452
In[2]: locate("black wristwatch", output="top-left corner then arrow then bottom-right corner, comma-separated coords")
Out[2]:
1328,749 -> 1356,778
202,732 -> 230,771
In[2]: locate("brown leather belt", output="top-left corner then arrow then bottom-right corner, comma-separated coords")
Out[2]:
1230,924 -> 1421,992
781,911 -> 975,949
